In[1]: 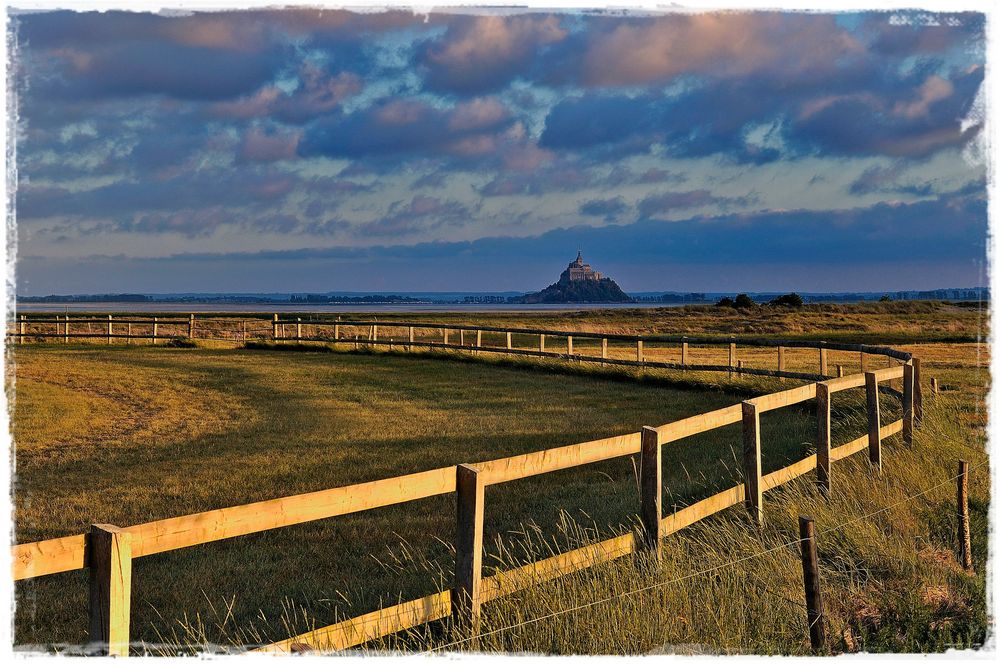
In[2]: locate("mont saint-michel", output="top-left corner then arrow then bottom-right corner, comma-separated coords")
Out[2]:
513,252 -> 631,304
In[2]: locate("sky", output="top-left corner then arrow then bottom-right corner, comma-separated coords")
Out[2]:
10,8 -> 989,294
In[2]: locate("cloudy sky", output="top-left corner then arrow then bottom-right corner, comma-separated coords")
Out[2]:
11,8 -> 987,294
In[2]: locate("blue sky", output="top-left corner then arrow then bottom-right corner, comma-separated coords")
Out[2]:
11,9 -> 987,294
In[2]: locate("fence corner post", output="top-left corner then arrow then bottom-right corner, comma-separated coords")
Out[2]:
742,401 -> 763,527
89,524 -> 132,657
454,464 -> 484,636
865,372 -> 881,472
799,515 -> 827,653
816,383 -> 832,497
640,426 -> 662,560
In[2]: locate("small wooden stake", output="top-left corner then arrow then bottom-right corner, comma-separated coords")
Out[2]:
89,525 -> 132,656
799,516 -> 827,653
639,426 -> 662,560
454,464 -> 485,636
902,362 -> 914,448
865,372 -> 881,472
742,401 -> 763,527
957,460 -> 973,572
816,383 -> 832,497
931,377 -> 939,394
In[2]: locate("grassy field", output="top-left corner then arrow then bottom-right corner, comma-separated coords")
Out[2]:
7,305 -> 990,653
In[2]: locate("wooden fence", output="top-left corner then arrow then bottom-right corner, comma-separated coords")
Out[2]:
9,314 -> 914,384
10,319 -> 921,655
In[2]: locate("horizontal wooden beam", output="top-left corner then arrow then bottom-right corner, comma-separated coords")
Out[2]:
12,534 -> 87,581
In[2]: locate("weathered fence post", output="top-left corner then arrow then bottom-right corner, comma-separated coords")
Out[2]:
798,516 -> 827,653
865,372 -> 881,472
242,320 -> 246,344
636,338 -> 644,363
443,328 -> 449,346
89,524 -> 132,657
931,377 -> 939,394
334,323 -> 341,342
19,315 -> 24,344
567,335 -> 573,357
505,331 -> 512,350
913,357 -> 923,426
454,464 -> 484,636
957,460 -> 972,572
729,340 -> 736,378
460,329 -> 465,346
107,315 -> 113,345
539,333 -> 546,353
819,344 -> 828,376
640,426 -> 662,560
126,323 -> 131,345
64,316 -> 69,344
372,324 -> 378,342
902,362 -> 914,448
601,338 -> 608,362
816,383 -> 832,497
188,314 -> 195,339
272,314 -> 278,341
681,338 -> 688,368
296,318 -> 302,341
152,317 -> 158,345
476,330 -> 482,354
408,326 -> 414,351
860,351 -> 868,373
777,345 -> 785,381
742,401 -> 763,527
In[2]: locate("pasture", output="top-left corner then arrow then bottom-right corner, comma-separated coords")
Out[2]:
7,303 -> 990,653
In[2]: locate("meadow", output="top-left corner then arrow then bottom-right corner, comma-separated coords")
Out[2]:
8,302 -> 990,653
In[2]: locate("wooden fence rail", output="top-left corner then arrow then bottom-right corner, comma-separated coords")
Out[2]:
10,324 -> 916,655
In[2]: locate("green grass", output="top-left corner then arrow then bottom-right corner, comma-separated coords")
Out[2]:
9,327 -> 988,654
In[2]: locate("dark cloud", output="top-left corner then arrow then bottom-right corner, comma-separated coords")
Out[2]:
579,196 -> 628,219
638,190 -> 758,217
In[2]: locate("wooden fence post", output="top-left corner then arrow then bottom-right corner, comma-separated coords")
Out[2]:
241,319 -> 246,344
640,427 -> 662,560
64,316 -> 69,344
476,330 -> 482,354
819,344 -> 828,376
865,372 -> 881,472
799,516 -> 827,653
334,323 -> 341,342
539,333 -> 546,353
408,326 -> 414,351
860,351 -> 868,373
19,314 -> 24,344
505,331 -> 512,350
902,362 -> 914,448
913,357 -> 923,427
454,464 -> 484,636
89,524 -> 132,656
816,383 -> 832,497
126,323 -> 131,345
107,315 -> 113,345
272,314 -> 278,341
742,401 -> 763,527
681,339 -> 688,368
567,335 -> 573,357
296,318 -> 302,341
601,338 -> 608,362
188,314 -> 195,339
460,329 -> 465,346
636,339 -> 644,363
777,345 -> 785,381
443,328 -> 449,346
372,324 -> 378,342
152,317 -> 158,345
931,377 -> 939,394
729,340 -> 736,378
957,460 -> 972,572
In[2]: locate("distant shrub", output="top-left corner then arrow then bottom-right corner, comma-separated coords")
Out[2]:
715,297 -> 735,307
768,293 -> 804,308
879,295 -> 892,302
733,293 -> 756,309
